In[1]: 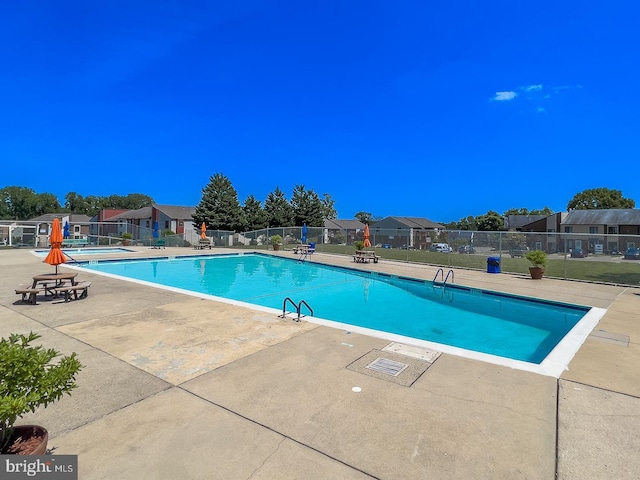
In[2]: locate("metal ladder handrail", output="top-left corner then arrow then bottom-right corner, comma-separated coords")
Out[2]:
280,297 -> 314,322
433,268 -> 444,284
298,252 -> 307,262
298,300 -> 313,320
433,268 -> 454,287
443,269 -> 454,285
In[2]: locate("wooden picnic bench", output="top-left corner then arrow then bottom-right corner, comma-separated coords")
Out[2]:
292,244 -> 310,254
15,285 -> 46,305
61,238 -> 89,247
353,250 -> 379,264
194,238 -> 214,250
53,281 -> 92,302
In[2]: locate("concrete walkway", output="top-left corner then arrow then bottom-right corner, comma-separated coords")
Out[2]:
1,247 -> 638,479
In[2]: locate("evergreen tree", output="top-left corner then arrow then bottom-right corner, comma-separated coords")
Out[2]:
264,187 -> 294,227
243,195 -> 267,231
192,173 -> 245,231
321,193 -> 337,220
291,185 -> 324,227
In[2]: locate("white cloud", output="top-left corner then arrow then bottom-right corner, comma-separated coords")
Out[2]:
524,84 -> 543,92
492,91 -> 517,101
536,107 -> 547,113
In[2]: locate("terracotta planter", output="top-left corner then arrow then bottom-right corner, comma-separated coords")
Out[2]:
2,425 -> 48,455
272,244 -> 281,251
529,266 -> 544,280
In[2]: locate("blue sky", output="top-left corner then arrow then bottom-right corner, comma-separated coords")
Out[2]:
2,1 -> 639,223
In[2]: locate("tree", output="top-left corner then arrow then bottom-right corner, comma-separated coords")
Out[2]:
567,188 -> 635,210
321,193 -> 337,220
192,173 -> 245,231
290,185 -> 324,227
243,195 -> 267,231
503,207 -> 554,216
476,210 -> 504,231
0,187 -> 61,220
264,187 -> 294,227
355,211 -> 374,225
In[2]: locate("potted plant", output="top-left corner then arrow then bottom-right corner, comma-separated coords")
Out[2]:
1,332 -> 83,455
354,240 -> 365,251
270,235 -> 282,251
121,232 -> 133,246
525,250 -> 548,280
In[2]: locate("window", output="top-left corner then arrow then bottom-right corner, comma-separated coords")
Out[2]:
165,221 -> 169,229
589,227 -> 598,234
607,226 -> 618,234
74,225 -> 81,233
564,226 -> 573,233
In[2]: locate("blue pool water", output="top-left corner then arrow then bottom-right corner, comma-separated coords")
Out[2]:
77,253 -> 590,364
35,247 -> 134,256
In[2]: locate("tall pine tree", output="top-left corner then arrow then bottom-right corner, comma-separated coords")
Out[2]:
243,195 -> 267,231
263,187 -> 294,227
192,173 -> 245,231
291,184 -> 324,227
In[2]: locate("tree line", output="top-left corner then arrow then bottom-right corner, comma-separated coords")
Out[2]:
192,173 -> 337,231
1,181 -> 634,232
0,186 -> 154,220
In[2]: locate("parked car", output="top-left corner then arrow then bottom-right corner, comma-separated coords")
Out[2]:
509,247 -> 529,258
430,243 -> 453,253
624,247 -> 640,260
571,248 -> 587,258
458,245 -> 476,254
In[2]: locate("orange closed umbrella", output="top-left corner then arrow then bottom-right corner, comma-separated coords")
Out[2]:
44,218 -> 67,273
363,224 -> 371,248
201,222 -> 207,240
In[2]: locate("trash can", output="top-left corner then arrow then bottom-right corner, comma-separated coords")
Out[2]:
487,256 -> 501,274
309,242 -> 315,253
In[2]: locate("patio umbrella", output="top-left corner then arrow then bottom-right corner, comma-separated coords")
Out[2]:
301,223 -> 307,243
63,221 -> 70,239
363,224 -> 371,248
44,218 -> 66,274
152,221 -> 159,239
201,222 -> 207,240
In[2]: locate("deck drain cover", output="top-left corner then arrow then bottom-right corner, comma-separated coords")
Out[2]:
366,357 -> 409,377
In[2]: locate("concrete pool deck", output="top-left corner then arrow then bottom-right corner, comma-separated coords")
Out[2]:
1,247 -> 639,479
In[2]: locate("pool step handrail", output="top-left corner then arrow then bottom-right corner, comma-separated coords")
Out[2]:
279,297 -> 314,322
433,268 -> 454,287
443,269 -> 454,285
433,268 -> 444,284
298,252 -> 307,262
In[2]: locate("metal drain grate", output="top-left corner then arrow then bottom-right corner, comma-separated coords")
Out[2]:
365,357 -> 409,377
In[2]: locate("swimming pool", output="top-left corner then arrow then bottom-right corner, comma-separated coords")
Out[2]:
74,253 -> 604,375
34,247 -> 135,256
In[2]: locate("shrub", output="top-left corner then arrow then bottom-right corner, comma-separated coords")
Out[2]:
354,241 -> 365,251
525,250 -> 548,267
0,332 -> 83,451
270,235 -> 282,245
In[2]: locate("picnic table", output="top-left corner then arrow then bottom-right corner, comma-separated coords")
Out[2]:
292,244 -> 311,254
353,250 -> 379,263
15,272 -> 91,304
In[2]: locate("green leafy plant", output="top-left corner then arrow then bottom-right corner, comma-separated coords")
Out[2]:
0,332 -> 83,452
354,240 -> 365,251
121,232 -> 133,240
525,250 -> 548,267
269,235 -> 282,245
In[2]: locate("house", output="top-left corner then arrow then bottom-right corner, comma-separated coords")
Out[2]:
29,213 -> 92,247
504,215 -> 547,231
323,219 -> 365,244
102,204 -> 196,240
561,209 -> 640,253
370,217 -> 445,250
518,213 -> 567,253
